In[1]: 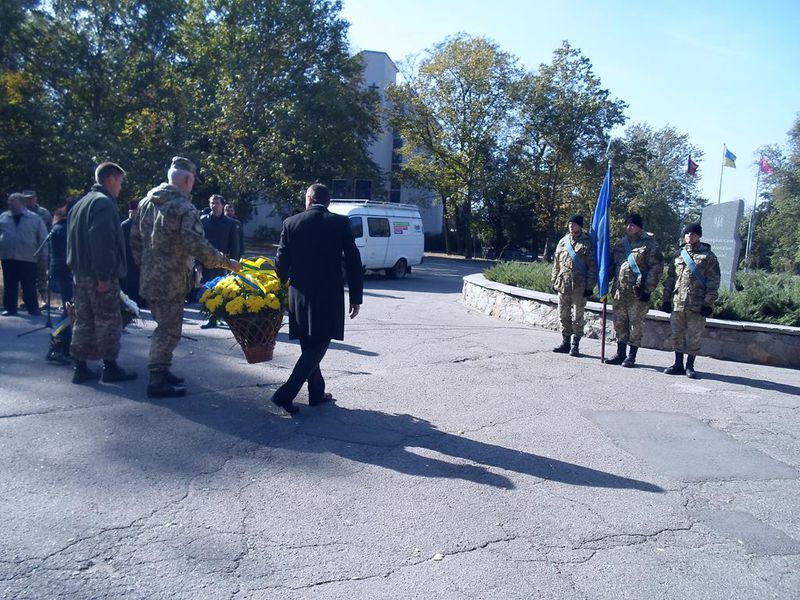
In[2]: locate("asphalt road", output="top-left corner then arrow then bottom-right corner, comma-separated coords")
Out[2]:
1,256 -> 799,599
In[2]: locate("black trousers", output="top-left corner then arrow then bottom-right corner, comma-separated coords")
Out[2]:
272,337 -> 330,405
2,259 -> 38,313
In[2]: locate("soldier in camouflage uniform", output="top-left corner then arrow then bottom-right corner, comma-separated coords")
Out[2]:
551,215 -> 596,357
66,163 -> 137,384
607,213 -> 664,367
660,223 -> 720,379
130,157 -> 241,398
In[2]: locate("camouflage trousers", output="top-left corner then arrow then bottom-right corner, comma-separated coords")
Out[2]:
148,299 -> 184,374
557,288 -> 587,337
670,309 -> 706,355
613,296 -> 649,347
70,277 -> 122,361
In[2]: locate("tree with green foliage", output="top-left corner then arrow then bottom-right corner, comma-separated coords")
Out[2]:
388,34 -> 521,257
614,123 -> 705,250
516,41 -> 627,258
752,116 -> 800,273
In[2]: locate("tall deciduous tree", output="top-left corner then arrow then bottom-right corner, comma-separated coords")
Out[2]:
753,117 -> 800,273
517,41 -> 627,257
389,34 -> 521,257
614,123 -> 705,249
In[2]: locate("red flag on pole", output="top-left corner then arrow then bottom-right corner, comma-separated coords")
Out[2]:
759,156 -> 774,175
687,156 -> 699,176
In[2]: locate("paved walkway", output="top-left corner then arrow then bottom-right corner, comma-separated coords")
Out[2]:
1,256 -> 798,599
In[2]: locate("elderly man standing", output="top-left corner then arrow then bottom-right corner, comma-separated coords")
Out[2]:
551,214 -> 596,357
22,190 -> 52,309
67,162 -> 137,384
0,192 -> 47,315
661,223 -> 721,379
131,157 -> 241,398
607,213 -> 664,367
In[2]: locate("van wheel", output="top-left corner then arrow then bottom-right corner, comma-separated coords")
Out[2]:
386,258 -> 407,280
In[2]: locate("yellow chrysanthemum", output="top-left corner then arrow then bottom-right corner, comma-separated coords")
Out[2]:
245,295 -> 267,312
200,288 -> 213,303
266,293 -> 280,310
226,296 -> 245,315
206,295 -> 223,312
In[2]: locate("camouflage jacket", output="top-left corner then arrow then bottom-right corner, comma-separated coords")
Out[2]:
130,183 -> 229,300
551,231 -> 597,294
611,231 -> 664,299
662,242 -> 721,311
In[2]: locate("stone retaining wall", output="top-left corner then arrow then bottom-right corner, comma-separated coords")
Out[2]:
462,273 -> 800,369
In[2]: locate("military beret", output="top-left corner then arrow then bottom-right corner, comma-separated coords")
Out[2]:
626,213 -> 643,228
170,156 -> 197,175
569,214 -> 584,228
128,200 -> 139,211
682,223 -> 702,237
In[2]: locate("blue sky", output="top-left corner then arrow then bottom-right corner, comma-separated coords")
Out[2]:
341,0 -> 800,206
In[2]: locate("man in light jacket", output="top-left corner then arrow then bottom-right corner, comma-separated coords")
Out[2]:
0,192 -> 47,316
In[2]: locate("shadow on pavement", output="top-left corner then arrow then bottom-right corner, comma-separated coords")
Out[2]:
696,371 -> 800,396
162,396 -> 664,494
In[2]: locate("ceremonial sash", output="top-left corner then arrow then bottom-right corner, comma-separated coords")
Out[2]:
562,235 -> 588,274
622,237 -> 642,279
680,248 -> 707,288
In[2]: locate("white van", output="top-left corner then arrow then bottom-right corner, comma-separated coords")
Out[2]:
328,200 -> 424,279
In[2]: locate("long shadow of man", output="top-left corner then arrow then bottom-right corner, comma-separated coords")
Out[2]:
159,397 -> 663,493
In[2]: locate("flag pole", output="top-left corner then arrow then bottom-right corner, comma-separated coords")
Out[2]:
600,140 -> 613,364
717,144 -> 725,204
745,163 -> 761,269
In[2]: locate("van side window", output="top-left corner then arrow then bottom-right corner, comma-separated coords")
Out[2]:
349,216 -> 363,238
367,217 -> 390,238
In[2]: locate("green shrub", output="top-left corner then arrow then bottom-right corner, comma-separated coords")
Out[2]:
484,261 -> 553,292
484,262 -> 800,327
715,270 -> 800,326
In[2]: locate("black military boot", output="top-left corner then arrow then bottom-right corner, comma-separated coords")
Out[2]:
147,371 -> 187,398
552,334 -> 571,353
685,355 -> 698,379
605,342 -> 627,365
569,336 -> 581,357
72,360 -> 100,384
101,359 -> 138,383
664,352 -> 685,375
164,371 -> 185,385
622,346 -> 638,368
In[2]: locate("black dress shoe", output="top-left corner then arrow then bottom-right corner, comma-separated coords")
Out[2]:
271,395 -> 299,414
309,392 -> 335,406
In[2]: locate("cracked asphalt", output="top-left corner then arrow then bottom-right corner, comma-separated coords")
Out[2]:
1,256 -> 799,599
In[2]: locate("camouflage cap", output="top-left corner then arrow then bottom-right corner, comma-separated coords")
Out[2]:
21,190 -> 37,199
170,156 -> 197,175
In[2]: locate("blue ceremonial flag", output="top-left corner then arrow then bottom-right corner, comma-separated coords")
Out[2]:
591,164 -> 613,299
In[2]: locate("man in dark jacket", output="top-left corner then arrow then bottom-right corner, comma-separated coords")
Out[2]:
199,194 -> 240,328
67,162 -> 137,384
270,183 -> 363,415
120,200 -> 144,308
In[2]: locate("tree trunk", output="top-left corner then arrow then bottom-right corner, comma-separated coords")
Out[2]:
441,193 -> 451,254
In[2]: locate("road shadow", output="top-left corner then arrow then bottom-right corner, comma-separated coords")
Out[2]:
274,332 -> 378,357
695,371 -> 800,396
160,395 -> 664,493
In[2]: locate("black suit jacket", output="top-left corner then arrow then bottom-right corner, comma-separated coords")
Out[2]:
276,204 -> 363,341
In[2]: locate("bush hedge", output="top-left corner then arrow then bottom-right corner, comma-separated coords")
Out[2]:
483,262 -> 800,327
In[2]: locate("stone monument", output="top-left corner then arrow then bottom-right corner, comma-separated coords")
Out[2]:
701,200 -> 744,292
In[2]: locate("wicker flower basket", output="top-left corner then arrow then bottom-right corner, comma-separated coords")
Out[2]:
226,312 -> 284,363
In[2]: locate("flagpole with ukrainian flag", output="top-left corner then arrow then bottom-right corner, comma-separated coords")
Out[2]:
591,141 -> 613,363
718,144 -> 736,203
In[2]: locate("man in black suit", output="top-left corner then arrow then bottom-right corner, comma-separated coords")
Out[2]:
271,183 -> 363,415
